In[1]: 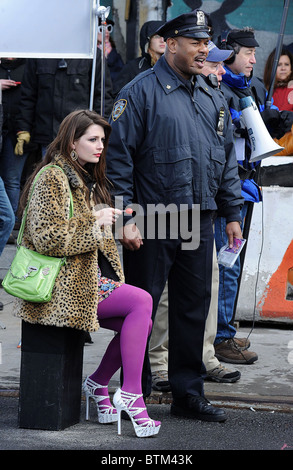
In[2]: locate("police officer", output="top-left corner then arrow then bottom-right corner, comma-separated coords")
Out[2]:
106,10 -> 243,422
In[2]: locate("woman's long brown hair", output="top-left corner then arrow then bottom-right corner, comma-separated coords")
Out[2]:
263,47 -> 293,90
19,109 -> 113,215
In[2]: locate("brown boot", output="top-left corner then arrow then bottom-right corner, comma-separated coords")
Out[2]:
215,339 -> 258,364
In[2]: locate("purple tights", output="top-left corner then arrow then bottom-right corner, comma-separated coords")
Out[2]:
90,283 -> 152,391
89,284 -> 157,422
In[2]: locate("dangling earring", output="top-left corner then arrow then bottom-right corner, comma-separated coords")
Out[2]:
70,150 -> 78,161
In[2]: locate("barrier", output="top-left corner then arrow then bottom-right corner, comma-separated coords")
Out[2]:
237,157 -> 293,324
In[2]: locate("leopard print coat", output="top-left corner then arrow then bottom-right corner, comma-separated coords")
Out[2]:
14,154 -> 124,332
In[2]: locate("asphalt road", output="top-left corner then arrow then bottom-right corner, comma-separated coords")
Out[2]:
0,395 -> 292,456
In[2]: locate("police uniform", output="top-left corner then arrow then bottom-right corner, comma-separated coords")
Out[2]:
107,10 -> 243,421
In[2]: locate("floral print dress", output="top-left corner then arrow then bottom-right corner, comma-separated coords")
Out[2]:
98,266 -> 123,303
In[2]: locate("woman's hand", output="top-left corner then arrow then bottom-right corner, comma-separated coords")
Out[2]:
93,207 -> 122,226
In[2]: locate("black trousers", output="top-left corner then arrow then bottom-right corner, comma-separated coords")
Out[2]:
123,211 -> 214,398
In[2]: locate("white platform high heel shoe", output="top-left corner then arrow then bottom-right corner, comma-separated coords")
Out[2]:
113,388 -> 161,438
83,376 -> 118,423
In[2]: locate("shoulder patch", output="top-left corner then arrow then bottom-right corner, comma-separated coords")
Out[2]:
112,99 -> 127,121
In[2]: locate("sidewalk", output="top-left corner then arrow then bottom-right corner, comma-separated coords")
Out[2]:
1,284 -> 293,413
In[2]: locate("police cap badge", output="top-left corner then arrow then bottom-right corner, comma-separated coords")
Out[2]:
155,9 -> 210,41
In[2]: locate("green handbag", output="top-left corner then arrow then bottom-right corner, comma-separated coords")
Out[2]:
2,165 -> 73,303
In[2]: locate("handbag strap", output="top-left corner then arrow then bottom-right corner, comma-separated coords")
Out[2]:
17,165 -> 74,247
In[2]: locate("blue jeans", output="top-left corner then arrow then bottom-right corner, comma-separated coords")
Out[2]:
0,134 -> 28,215
214,203 -> 248,344
0,176 -> 15,256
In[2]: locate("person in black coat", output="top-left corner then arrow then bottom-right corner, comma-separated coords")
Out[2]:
113,20 -> 165,96
97,18 -> 124,84
15,50 -> 113,156
0,69 -> 15,276
0,58 -> 35,217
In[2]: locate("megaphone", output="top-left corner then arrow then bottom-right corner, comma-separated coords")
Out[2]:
239,96 -> 284,162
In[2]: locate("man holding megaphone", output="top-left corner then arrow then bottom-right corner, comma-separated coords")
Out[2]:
213,27 -> 293,365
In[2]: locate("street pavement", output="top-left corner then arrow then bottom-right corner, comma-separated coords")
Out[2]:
1,283 -> 293,453
1,234 -> 293,454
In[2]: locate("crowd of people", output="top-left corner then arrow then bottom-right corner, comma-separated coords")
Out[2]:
1,8 -> 293,437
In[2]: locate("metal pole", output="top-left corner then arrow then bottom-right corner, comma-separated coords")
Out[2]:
89,2 -> 110,114
100,8 -> 108,117
89,1 -> 99,111
266,0 -> 290,108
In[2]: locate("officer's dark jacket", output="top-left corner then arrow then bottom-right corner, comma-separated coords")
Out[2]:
107,55 -> 243,222
16,53 -> 113,146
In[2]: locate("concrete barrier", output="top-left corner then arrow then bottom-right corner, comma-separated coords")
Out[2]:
237,157 -> 293,324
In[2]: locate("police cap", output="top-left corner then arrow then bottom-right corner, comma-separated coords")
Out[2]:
155,9 -> 210,41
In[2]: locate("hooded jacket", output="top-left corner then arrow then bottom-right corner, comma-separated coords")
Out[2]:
113,20 -> 164,96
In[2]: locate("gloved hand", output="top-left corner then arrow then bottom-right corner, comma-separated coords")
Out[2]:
234,127 -> 248,139
233,117 -> 248,139
261,108 -> 280,126
14,131 -> 30,155
279,110 -> 293,135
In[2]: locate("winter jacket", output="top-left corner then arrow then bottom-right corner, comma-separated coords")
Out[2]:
222,68 -> 293,138
16,53 -> 113,146
107,55 -> 243,221
113,20 -> 164,96
221,66 -> 278,202
0,58 -> 38,154
14,154 -> 124,332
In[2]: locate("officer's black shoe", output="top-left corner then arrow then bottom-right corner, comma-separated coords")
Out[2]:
171,394 -> 227,422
